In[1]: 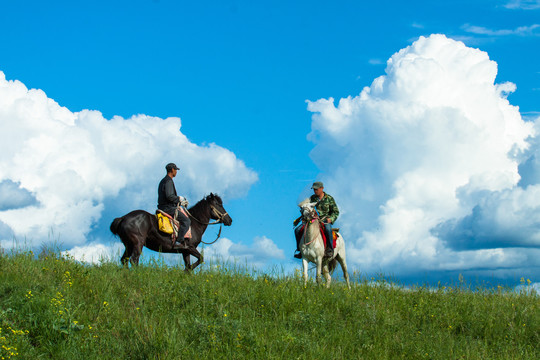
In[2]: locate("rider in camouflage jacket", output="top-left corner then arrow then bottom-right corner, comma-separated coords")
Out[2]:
309,193 -> 339,224
294,181 -> 339,259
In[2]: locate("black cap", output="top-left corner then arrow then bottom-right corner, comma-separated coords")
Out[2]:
166,163 -> 180,172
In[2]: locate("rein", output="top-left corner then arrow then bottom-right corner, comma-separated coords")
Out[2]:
183,204 -> 228,245
302,218 -> 321,246
184,205 -> 225,225
200,225 -> 222,245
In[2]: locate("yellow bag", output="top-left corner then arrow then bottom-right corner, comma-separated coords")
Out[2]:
157,212 -> 174,234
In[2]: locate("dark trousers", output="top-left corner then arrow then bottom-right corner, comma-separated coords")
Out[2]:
175,210 -> 191,240
294,225 -> 304,251
323,223 -> 333,251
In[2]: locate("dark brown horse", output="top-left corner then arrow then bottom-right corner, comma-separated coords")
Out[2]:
110,193 -> 232,270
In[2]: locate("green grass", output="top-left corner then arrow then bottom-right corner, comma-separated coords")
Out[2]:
0,250 -> 538,359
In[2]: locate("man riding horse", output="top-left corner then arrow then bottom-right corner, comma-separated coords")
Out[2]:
294,181 -> 339,259
157,163 -> 190,245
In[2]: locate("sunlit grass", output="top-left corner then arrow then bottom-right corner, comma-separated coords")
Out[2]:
0,249 -> 538,359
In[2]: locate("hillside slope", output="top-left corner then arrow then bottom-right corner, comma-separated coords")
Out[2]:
0,251 -> 538,359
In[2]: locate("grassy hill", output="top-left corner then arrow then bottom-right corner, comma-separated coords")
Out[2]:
0,250 -> 538,359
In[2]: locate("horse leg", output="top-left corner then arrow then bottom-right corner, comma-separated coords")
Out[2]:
120,238 -> 134,267
316,258 -> 323,285
130,238 -> 144,266
322,264 -> 332,288
182,252 -> 191,272
302,258 -> 309,287
120,247 -> 130,266
187,247 -> 203,271
336,253 -> 351,289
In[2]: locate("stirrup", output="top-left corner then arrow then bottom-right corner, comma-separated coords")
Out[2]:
293,251 -> 302,259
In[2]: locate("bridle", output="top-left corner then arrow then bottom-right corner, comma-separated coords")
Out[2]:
301,207 -> 321,246
184,204 -> 229,225
183,203 -> 230,245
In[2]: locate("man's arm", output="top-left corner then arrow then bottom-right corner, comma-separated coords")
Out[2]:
327,196 -> 339,224
164,180 -> 179,203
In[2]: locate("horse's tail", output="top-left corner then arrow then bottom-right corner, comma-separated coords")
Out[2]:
110,217 -> 124,236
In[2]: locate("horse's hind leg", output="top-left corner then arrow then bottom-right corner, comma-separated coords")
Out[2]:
336,253 -> 351,289
120,240 -> 134,267
129,237 -> 145,266
121,247 -> 130,266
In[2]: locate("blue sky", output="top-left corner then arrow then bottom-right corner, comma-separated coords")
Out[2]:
0,0 -> 539,289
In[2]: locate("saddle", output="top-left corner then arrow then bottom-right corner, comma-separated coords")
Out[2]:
156,209 -> 192,241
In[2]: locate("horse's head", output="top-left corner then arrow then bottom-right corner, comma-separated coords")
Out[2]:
207,193 -> 233,226
298,199 -> 319,222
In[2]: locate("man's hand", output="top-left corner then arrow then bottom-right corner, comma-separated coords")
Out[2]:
179,196 -> 189,207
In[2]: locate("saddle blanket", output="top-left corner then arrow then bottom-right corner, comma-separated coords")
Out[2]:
156,209 -> 192,239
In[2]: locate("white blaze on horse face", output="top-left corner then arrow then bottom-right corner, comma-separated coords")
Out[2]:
301,204 -> 313,218
298,199 -> 318,220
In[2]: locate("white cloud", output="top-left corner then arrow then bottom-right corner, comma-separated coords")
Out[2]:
204,236 -> 285,269
504,0 -> 540,10
515,282 -> 540,295
63,242 -> 124,264
0,71 -> 258,249
462,23 -> 540,36
307,34 -> 540,280
368,59 -> 384,65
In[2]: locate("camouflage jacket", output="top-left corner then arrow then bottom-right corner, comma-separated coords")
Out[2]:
310,193 -> 339,224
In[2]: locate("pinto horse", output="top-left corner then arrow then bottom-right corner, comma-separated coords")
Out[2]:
110,193 -> 232,270
298,199 -> 351,288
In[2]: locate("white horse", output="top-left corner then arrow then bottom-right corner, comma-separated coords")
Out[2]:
297,199 -> 351,289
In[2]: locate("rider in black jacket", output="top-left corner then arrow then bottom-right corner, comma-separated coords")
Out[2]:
158,163 -> 190,241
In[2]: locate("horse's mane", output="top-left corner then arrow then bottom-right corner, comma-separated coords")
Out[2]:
188,193 -> 223,218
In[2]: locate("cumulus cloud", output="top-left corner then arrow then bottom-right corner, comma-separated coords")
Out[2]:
204,236 -> 285,269
0,71 -> 258,249
63,242 -> 124,264
307,34 -> 540,280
